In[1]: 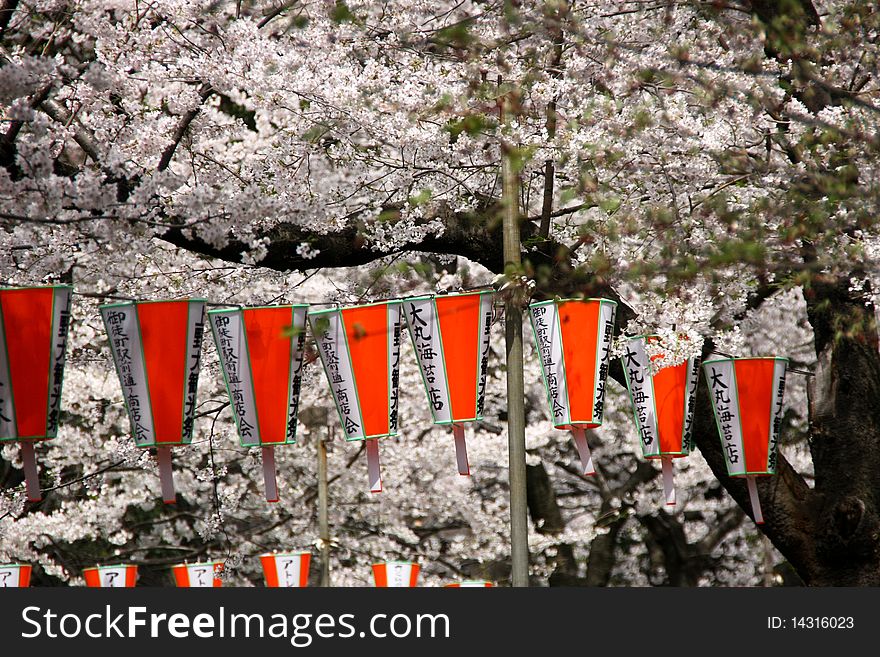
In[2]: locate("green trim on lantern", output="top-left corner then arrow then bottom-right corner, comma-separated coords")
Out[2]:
177,300 -> 203,446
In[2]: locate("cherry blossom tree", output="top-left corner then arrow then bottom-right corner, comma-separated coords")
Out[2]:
1,0 -> 878,586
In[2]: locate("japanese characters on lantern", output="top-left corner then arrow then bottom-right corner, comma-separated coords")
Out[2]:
100,299 -> 206,504
403,291 -> 493,475
172,561 -> 223,587
703,356 -> 788,524
83,564 -> 138,588
0,285 -> 73,502
209,305 -> 308,502
621,336 -> 701,506
528,298 -> 618,475
309,301 -> 403,493
0,563 -> 32,587
372,561 -> 419,588
260,552 -> 311,588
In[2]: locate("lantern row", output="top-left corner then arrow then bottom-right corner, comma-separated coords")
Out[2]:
0,558 -> 493,588
1,287 -> 788,523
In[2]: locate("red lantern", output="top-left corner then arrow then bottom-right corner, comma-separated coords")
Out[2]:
0,563 -> 32,587
703,356 -> 788,524
309,301 -> 403,492
0,285 -> 73,501
621,336 -> 701,506
443,580 -> 493,588
372,561 -> 419,587
528,298 -> 618,475
172,561 -> 223,587
259,552 -> 311,587
403,292 -> 494,475
100,299 -> 206,503
83,564 -> 138,587
208,305 -> 308,502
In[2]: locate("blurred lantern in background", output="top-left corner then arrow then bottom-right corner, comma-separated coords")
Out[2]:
621,335 -> 701,506
83,564 -> 138,587
172,561 -> 223,587
0,285 -> 73,502
100,299 -> 206,504
403,291 -> 493,475
0,563 -> 32,587
260,551 -> 311,588
443,580 -> 494,588
309,301 -> 403,493
209,305 -> 308,502
372,561 -> 419,587
528,298 -> 618,475
703,356 -> 788,524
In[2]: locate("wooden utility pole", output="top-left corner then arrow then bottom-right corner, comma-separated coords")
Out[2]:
500,80 -> 530,587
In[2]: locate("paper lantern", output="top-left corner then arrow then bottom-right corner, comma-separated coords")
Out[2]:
172,561 -> 223,587
83,564 -> 138,587
100,299 -> 206,504
621,336 -> 701,506
443,580 -> 494,588
259,552 -> 311,588
372,561 -> 419,588
0,563 -> 32,587
309,301 -> 403,493
528,298 -> 618,475
208,305 -> 308,502
0,285 -> 73,502
703,356 -> 788,524
402,291 -> 493,475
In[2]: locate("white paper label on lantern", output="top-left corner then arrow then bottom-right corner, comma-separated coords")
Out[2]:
621,338 -> 660,457
275,555 -> 304,587
404,297 -> 452,423
46,287 -> 72,437
209,311 -> 261,446
385,562 -> 413,588
704,360 -> 745,476
529,303 -> 570,426
767,360 -> 787,474
310,311 -> 364,440
387,303 -> 403,433
186,563 -> 215,587
287,307 -> 309,439
0,311 -> 17,439
181,301 -> 206,443
475,293 -> 493,416
591,302 -> 617,424
0,566 -> 19,587
101,305 -> 155,447
98,566 -> 130,587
